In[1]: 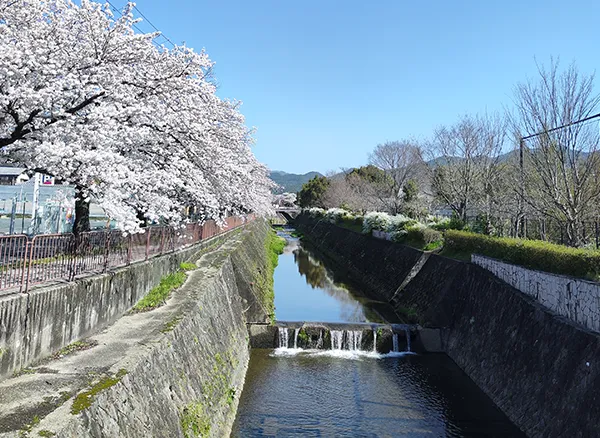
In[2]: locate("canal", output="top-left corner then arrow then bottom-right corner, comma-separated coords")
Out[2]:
231,227 -> 524,437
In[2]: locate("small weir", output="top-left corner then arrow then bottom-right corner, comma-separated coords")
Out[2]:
273,322 -> 414,357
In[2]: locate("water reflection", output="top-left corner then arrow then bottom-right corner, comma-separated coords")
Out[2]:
273,230 -> 377,322
295,249 -> 328,289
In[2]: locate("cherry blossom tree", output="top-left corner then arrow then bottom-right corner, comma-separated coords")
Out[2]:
0,0 -> 273,233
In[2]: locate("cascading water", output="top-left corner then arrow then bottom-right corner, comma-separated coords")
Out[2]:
331,330 -> 344,350
347,330 -> 363,351
372,329 -> 377,353
278,327 -> 289,348
293,328 -> 299,349
274,325 -> 414,357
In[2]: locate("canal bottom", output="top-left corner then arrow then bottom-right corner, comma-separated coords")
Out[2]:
232,349 -> 524,437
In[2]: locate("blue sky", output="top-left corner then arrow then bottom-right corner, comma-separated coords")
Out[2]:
127,0 -> 599,174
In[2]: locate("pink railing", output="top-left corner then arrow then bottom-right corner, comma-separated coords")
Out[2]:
0,216 -> 252,294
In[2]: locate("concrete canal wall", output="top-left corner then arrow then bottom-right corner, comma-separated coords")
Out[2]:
0,228 -> 238,379
296,216 -> 600,438
0,220 -> 274,438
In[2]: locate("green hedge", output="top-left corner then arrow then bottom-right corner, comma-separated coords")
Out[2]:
444,230 -> 600,280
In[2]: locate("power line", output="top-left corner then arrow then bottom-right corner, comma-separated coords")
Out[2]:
522,112 -> 600,140
132,5 -> 176,48
105,1 -> 176,49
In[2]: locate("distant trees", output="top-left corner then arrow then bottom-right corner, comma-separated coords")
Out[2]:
427,113 -> 506,226
368,141 -> 425,214
299,60 -> 600,248
273,192 -> 297,207
297,176 -> 330,208
513,61 -> 600,246
319,166 -> 389,212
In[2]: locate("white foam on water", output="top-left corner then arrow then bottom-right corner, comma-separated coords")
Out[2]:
270,348 -> 416,360
381,351 -> 416,358
272,347 -> 305,357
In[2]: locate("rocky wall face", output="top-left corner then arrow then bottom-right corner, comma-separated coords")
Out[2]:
393,254 -> 466,327
58,258 -> 251,438
229,220 -> 274,323
442,264 -> 600,438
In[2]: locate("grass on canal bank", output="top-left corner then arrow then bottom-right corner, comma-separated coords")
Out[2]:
131,262 -> 197,312
256,230 -> 286,323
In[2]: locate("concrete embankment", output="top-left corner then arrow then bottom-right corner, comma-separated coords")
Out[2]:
0,220 -> 274,437
0,229 -> 238,380
296,216 -> 600,438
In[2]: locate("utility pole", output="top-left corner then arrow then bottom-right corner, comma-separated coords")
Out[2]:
518,137 -> 525,238
30,172 -> 40,234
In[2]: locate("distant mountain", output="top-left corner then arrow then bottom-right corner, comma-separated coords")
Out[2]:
269,170 -> 323,193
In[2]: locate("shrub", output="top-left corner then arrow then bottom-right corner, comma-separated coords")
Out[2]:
427,215 -> 452,231
390,229 -> 408,242
405,225 -> 442,246
339,213 -> 364,230
386,214 -> 415,233
324,208 -> 351,224
305,207 -> 325,218
444,230 -> 600,280
362,212 -> 391,234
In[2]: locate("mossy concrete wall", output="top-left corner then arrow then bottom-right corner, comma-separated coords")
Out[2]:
0,220 -> 273,438
296,216 -> 600,438
0,229 -> 236,380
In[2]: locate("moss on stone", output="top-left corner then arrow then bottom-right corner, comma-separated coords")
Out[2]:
179,262 -> 198,272
226,387 -> 236,406
51,339 -> 98,360
13,367 -> 37,378
38,431 -> 56,437
70,369 -> 127,415
161,315 -> 183,333
396,306 -> 421,324
298,329 -> 309,344
180,403 -> 211,438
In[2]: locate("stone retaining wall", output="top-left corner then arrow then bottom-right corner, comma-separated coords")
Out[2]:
472,254 -> 600,333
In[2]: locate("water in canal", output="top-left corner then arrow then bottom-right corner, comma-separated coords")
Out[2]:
231,228 -> 524,437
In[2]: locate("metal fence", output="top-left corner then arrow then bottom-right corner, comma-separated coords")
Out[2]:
0,216 -> 252,294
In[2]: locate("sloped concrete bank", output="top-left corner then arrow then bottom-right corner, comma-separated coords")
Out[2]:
0,227 -> 244,379
0,220 -> 273,437
296,216 -> 600,438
